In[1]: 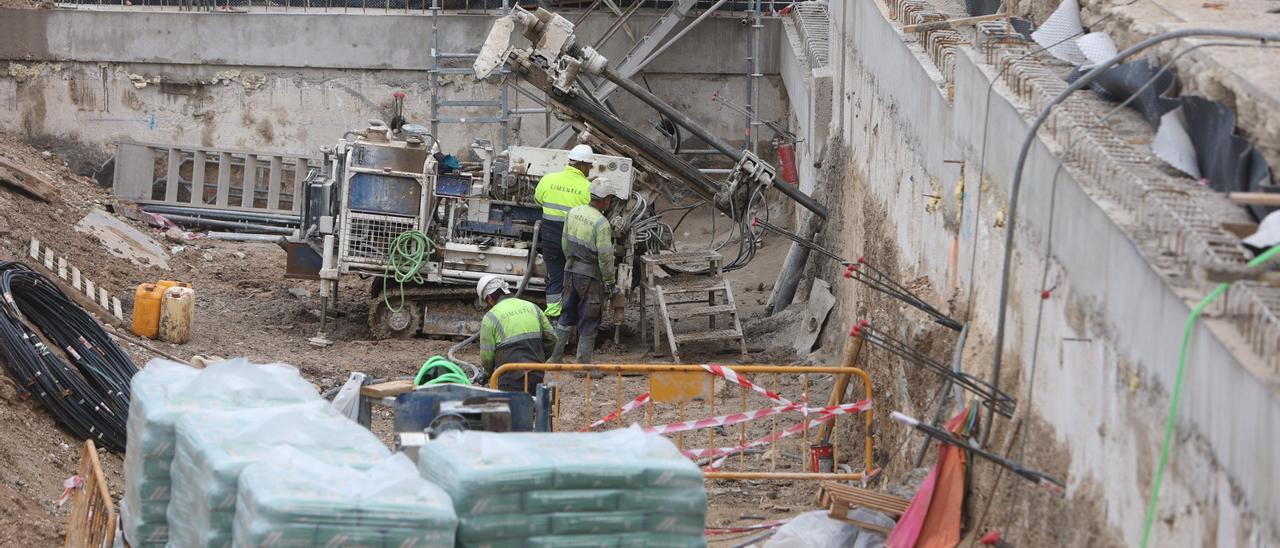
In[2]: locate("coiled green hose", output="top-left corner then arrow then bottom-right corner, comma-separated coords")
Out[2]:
383,230 -> 435,312
415,355 -> 472,387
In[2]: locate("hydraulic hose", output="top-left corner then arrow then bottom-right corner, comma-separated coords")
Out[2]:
415,356 -> 473,386
383,230 -> 435,312
1141,245 -> 1280,547
985,28 -> 1280,447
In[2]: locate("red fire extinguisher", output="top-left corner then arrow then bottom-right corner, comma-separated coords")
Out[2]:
775,139 -> 799,185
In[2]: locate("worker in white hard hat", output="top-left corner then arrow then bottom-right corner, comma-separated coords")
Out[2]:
533,143 -> 594,321
476,274 -> 557,393
549,177 -> 617,365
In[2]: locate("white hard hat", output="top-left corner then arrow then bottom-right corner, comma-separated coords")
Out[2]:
568,144 -> 594,163
588,176 -> 611,199
476,274 -> 510,300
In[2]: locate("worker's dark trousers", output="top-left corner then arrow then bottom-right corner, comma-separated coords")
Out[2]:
540,220 -> 566,316
496,370 -> 546,395
558,271 -> 604,335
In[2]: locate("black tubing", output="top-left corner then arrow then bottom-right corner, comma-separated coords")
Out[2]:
0,261 -> 138,450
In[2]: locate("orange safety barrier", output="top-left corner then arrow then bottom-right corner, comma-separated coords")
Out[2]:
64,439 -> 115,548
490,363 -> 875,481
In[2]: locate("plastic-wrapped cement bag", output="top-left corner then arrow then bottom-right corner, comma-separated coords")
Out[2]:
166,402 -> 390,548
419,426 -> 706,546
120,358 -> 321,547
234,448 -> 456,547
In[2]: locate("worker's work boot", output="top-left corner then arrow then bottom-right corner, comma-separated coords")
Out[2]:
576,332 -> 604,378
548,325 -> 572,363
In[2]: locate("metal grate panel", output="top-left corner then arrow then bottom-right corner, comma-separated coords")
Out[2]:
339,211 -> 417,265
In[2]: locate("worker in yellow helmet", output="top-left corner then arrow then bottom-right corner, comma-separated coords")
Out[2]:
476,274 -> 557,393
549,178 -> 617,365
533,144 -> 593,320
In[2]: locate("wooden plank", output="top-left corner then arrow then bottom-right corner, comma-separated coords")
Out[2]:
190,150 -> 206,205
0,159 -> 60,203
267,156 -> 282,210
164,148 -> 181,203
1228,192 -> 1280,207
361,380 -> 415,398
216,152 -> 232,207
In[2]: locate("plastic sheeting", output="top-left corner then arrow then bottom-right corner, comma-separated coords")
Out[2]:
419,427 -> 707,547
234,449 -> 457,547
166,403 -> 390,547
766,509 -> 895,548
120,359 -> 322,547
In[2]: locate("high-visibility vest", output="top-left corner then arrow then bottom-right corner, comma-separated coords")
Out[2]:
479,297 -> 555,373
561,204 -> 616,286
534,166 -> 591,222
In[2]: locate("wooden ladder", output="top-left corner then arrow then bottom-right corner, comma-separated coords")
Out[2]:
641,251 -> 747,363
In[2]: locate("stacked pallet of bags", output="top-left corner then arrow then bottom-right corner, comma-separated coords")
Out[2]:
166,403 -> 391,547
234,448 -> 457,547
418,427 -> 708,547
120,359 -> 321,547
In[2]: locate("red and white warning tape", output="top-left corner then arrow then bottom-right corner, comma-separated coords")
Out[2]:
680,399 -> 873,467
705,519 -> 790,535
580,392 -> 651,431
642,402 -> 802,435
701,364 -> 793,405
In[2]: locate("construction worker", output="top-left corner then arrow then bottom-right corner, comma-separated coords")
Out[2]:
549,178 -> 616,365
533,144 -> 594,320
476,274 -> 557,393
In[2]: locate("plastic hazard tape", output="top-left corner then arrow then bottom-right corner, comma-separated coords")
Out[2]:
642,403 -> 802,436
679,399 -> 873,468
701,364 -> 792,405
580,392 -> 651,431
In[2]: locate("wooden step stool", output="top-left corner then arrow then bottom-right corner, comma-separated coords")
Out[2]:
639,250 -> 747,363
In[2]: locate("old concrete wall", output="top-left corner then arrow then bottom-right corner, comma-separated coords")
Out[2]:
819,0 -> 1279,545
0,9 -> 784,170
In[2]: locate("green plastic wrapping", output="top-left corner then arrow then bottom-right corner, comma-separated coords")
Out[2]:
120,358 -> 321,547
166,403 -> 389,548
420,427 -> 707,547
233,449 -> 456,547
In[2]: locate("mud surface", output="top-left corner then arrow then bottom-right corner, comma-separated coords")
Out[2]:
0,134 -> 858,542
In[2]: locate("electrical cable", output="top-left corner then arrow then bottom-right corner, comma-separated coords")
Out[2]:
0,261 -> 137,451
1140,244 -> 1280,547
985,29 -> 1280,449
382,230 -> 435,313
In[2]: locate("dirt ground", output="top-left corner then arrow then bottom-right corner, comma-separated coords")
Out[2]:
0,135 -> 866,543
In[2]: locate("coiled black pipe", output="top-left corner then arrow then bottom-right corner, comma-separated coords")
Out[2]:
0,261 -> 137,450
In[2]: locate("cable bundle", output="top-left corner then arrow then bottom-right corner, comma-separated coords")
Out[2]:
0,261 -> 137,450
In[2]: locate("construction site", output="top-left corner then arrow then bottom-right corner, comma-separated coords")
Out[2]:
0,0 -> 1277,545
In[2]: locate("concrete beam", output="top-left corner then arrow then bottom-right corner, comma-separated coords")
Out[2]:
0,9 -> 781,75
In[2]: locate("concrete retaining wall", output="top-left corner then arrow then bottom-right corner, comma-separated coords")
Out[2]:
821,0 -> 1278,544
0,9 -> 785,170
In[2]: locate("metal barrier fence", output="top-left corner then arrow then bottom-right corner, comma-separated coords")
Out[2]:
490,363 -> 876,481
113,140 -> 315,219
64,440 -> 116,548
53,0 -> 771,14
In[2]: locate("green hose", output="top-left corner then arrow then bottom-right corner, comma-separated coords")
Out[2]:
1141,244 -> 1280,547
415,355 -> 472,387
383,230 -> 435,313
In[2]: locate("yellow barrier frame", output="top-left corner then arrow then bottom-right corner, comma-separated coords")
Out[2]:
491,363 -> 875,481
